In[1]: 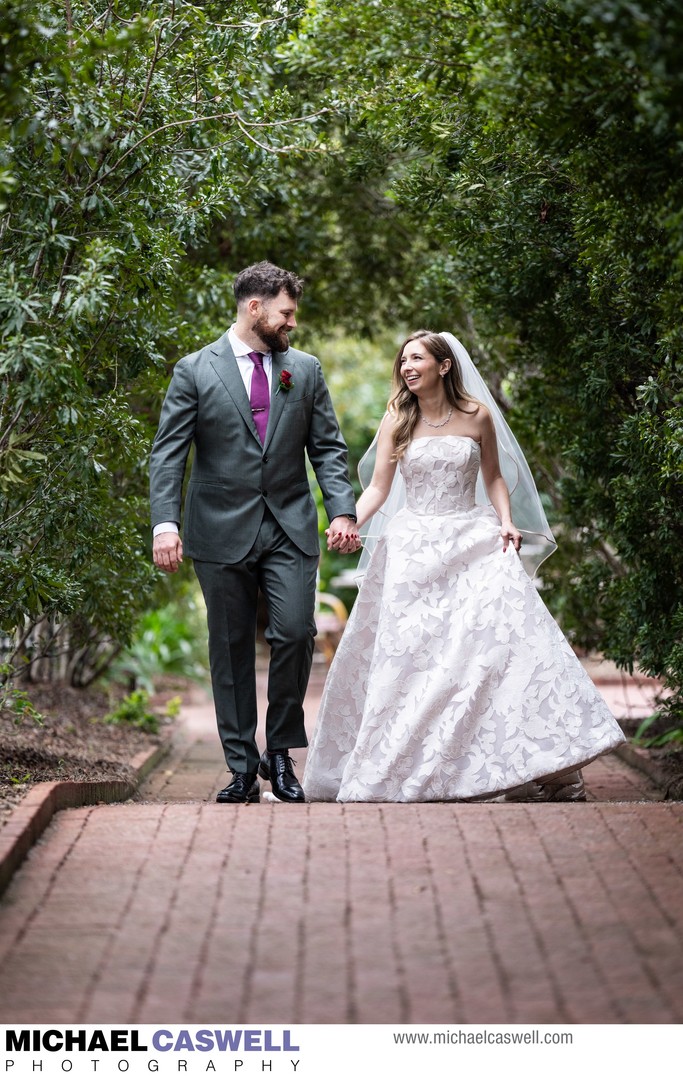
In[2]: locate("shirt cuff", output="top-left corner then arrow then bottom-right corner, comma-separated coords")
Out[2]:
153,522 -> 179,537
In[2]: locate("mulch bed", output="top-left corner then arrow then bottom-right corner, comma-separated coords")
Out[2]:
649,749 -> 683,798
619,714 -> 683,799
0,682 -> 168,826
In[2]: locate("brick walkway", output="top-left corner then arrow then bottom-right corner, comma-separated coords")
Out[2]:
0,663 -> 681,1024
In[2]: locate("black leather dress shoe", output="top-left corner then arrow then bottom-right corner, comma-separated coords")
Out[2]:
258,750 -> 305,803
216,772 -> 259,803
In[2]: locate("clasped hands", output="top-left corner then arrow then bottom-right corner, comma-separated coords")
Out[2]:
326,515 -> 361,554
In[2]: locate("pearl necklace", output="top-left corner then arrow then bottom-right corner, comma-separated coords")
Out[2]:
420,407 -> 452,429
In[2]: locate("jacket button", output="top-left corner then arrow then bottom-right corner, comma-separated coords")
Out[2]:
263,455 -> 269,463
262,490 -> 268,496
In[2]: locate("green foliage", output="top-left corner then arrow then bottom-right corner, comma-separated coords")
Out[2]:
104,688 -> 158,734
306,332 -> 395,592
633,711 -> 683,749
313,332 -> 395,483
0,1 -> 320,684
164,694 -> 182,719
0,663 -> 44,724
3,0 -> 682,728
107,594 -> 208,694
280,0 -> 683,715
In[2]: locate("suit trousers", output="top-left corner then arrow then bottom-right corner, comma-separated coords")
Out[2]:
193,507 -> 319,773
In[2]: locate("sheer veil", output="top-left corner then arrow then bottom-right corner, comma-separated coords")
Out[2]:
357,332 -> 557,578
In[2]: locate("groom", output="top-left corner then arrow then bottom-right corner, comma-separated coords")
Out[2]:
150,261 -> 359,803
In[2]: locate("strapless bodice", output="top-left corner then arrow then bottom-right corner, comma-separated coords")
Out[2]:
400,435 -> 481,514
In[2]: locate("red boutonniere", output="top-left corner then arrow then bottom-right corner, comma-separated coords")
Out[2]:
276,369 -> 294,394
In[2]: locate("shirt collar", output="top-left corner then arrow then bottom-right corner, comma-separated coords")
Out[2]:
228,325 -> 271,359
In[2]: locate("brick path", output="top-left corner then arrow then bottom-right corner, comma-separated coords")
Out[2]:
0,662 -> 681,1024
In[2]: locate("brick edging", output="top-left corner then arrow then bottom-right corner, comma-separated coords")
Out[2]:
614,741 -> 682,799
0,736 -> 171,898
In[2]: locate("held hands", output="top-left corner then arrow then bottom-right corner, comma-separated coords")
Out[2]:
326,516 -> 361,554
153,532 -> 184,573
500,522 -> 523,554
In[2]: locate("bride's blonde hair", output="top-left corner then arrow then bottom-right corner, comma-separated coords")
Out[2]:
388,330 -> 480,460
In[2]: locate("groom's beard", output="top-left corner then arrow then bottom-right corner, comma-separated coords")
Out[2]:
253,317 -> 290,353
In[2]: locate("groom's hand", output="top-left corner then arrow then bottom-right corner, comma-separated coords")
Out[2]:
327,516 -> 360,554
153,532 -> 184,573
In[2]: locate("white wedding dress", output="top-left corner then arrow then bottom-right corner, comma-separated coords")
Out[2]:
303,435 -> 625,802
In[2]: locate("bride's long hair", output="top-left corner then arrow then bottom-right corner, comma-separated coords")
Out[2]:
388,330 -> 480,460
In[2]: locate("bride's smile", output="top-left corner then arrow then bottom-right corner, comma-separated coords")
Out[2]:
400,341 -> 450,399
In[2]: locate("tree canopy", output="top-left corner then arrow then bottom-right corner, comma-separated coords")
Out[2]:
0,0 -> 316,685
281,0 -> 683,713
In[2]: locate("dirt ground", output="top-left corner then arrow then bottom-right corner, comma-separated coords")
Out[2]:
0,681 -> 172,825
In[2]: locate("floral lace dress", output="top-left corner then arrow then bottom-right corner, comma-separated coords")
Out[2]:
303,435 -> 625,802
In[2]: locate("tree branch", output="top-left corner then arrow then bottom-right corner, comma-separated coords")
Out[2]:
134,21 -> 167,122
235,118 -> 319,155
0,401 -> 27,455
402,52 -> 470,70
50,248 -> 75,316
211,15 -> 291,30
82,108 -> 331,195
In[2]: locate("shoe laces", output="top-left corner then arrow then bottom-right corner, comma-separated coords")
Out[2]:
272,752 -> 296,776
231,772 -> 255,788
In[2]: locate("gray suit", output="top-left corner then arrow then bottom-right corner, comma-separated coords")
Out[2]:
150,333 -> 356,771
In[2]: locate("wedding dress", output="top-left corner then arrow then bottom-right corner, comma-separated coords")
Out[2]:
303,434 -> 625,802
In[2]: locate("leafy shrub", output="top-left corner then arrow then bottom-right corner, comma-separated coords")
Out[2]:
107,595 -> 208,694
0,665 -> 44,725
104,690 -> 159,735
0,3 -> 317,689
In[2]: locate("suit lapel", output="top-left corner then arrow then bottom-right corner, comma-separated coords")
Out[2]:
209,336 -> 262,445
264,351 -> 296,451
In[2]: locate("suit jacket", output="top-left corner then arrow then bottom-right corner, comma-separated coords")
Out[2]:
149,334 -> 356,563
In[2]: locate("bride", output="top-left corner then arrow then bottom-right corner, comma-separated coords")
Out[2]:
302,330 -> 625,803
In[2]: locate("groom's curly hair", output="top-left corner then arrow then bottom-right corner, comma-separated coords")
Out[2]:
233,261 -> 304,305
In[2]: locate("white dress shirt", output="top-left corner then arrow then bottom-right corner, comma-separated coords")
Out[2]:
153,327 -> 272,538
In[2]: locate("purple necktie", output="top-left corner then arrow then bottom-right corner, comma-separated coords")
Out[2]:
248,351 -> 269,443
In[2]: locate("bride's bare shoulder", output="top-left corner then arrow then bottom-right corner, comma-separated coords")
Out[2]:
379,408 -> 401,437
469,403 -> 494,435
